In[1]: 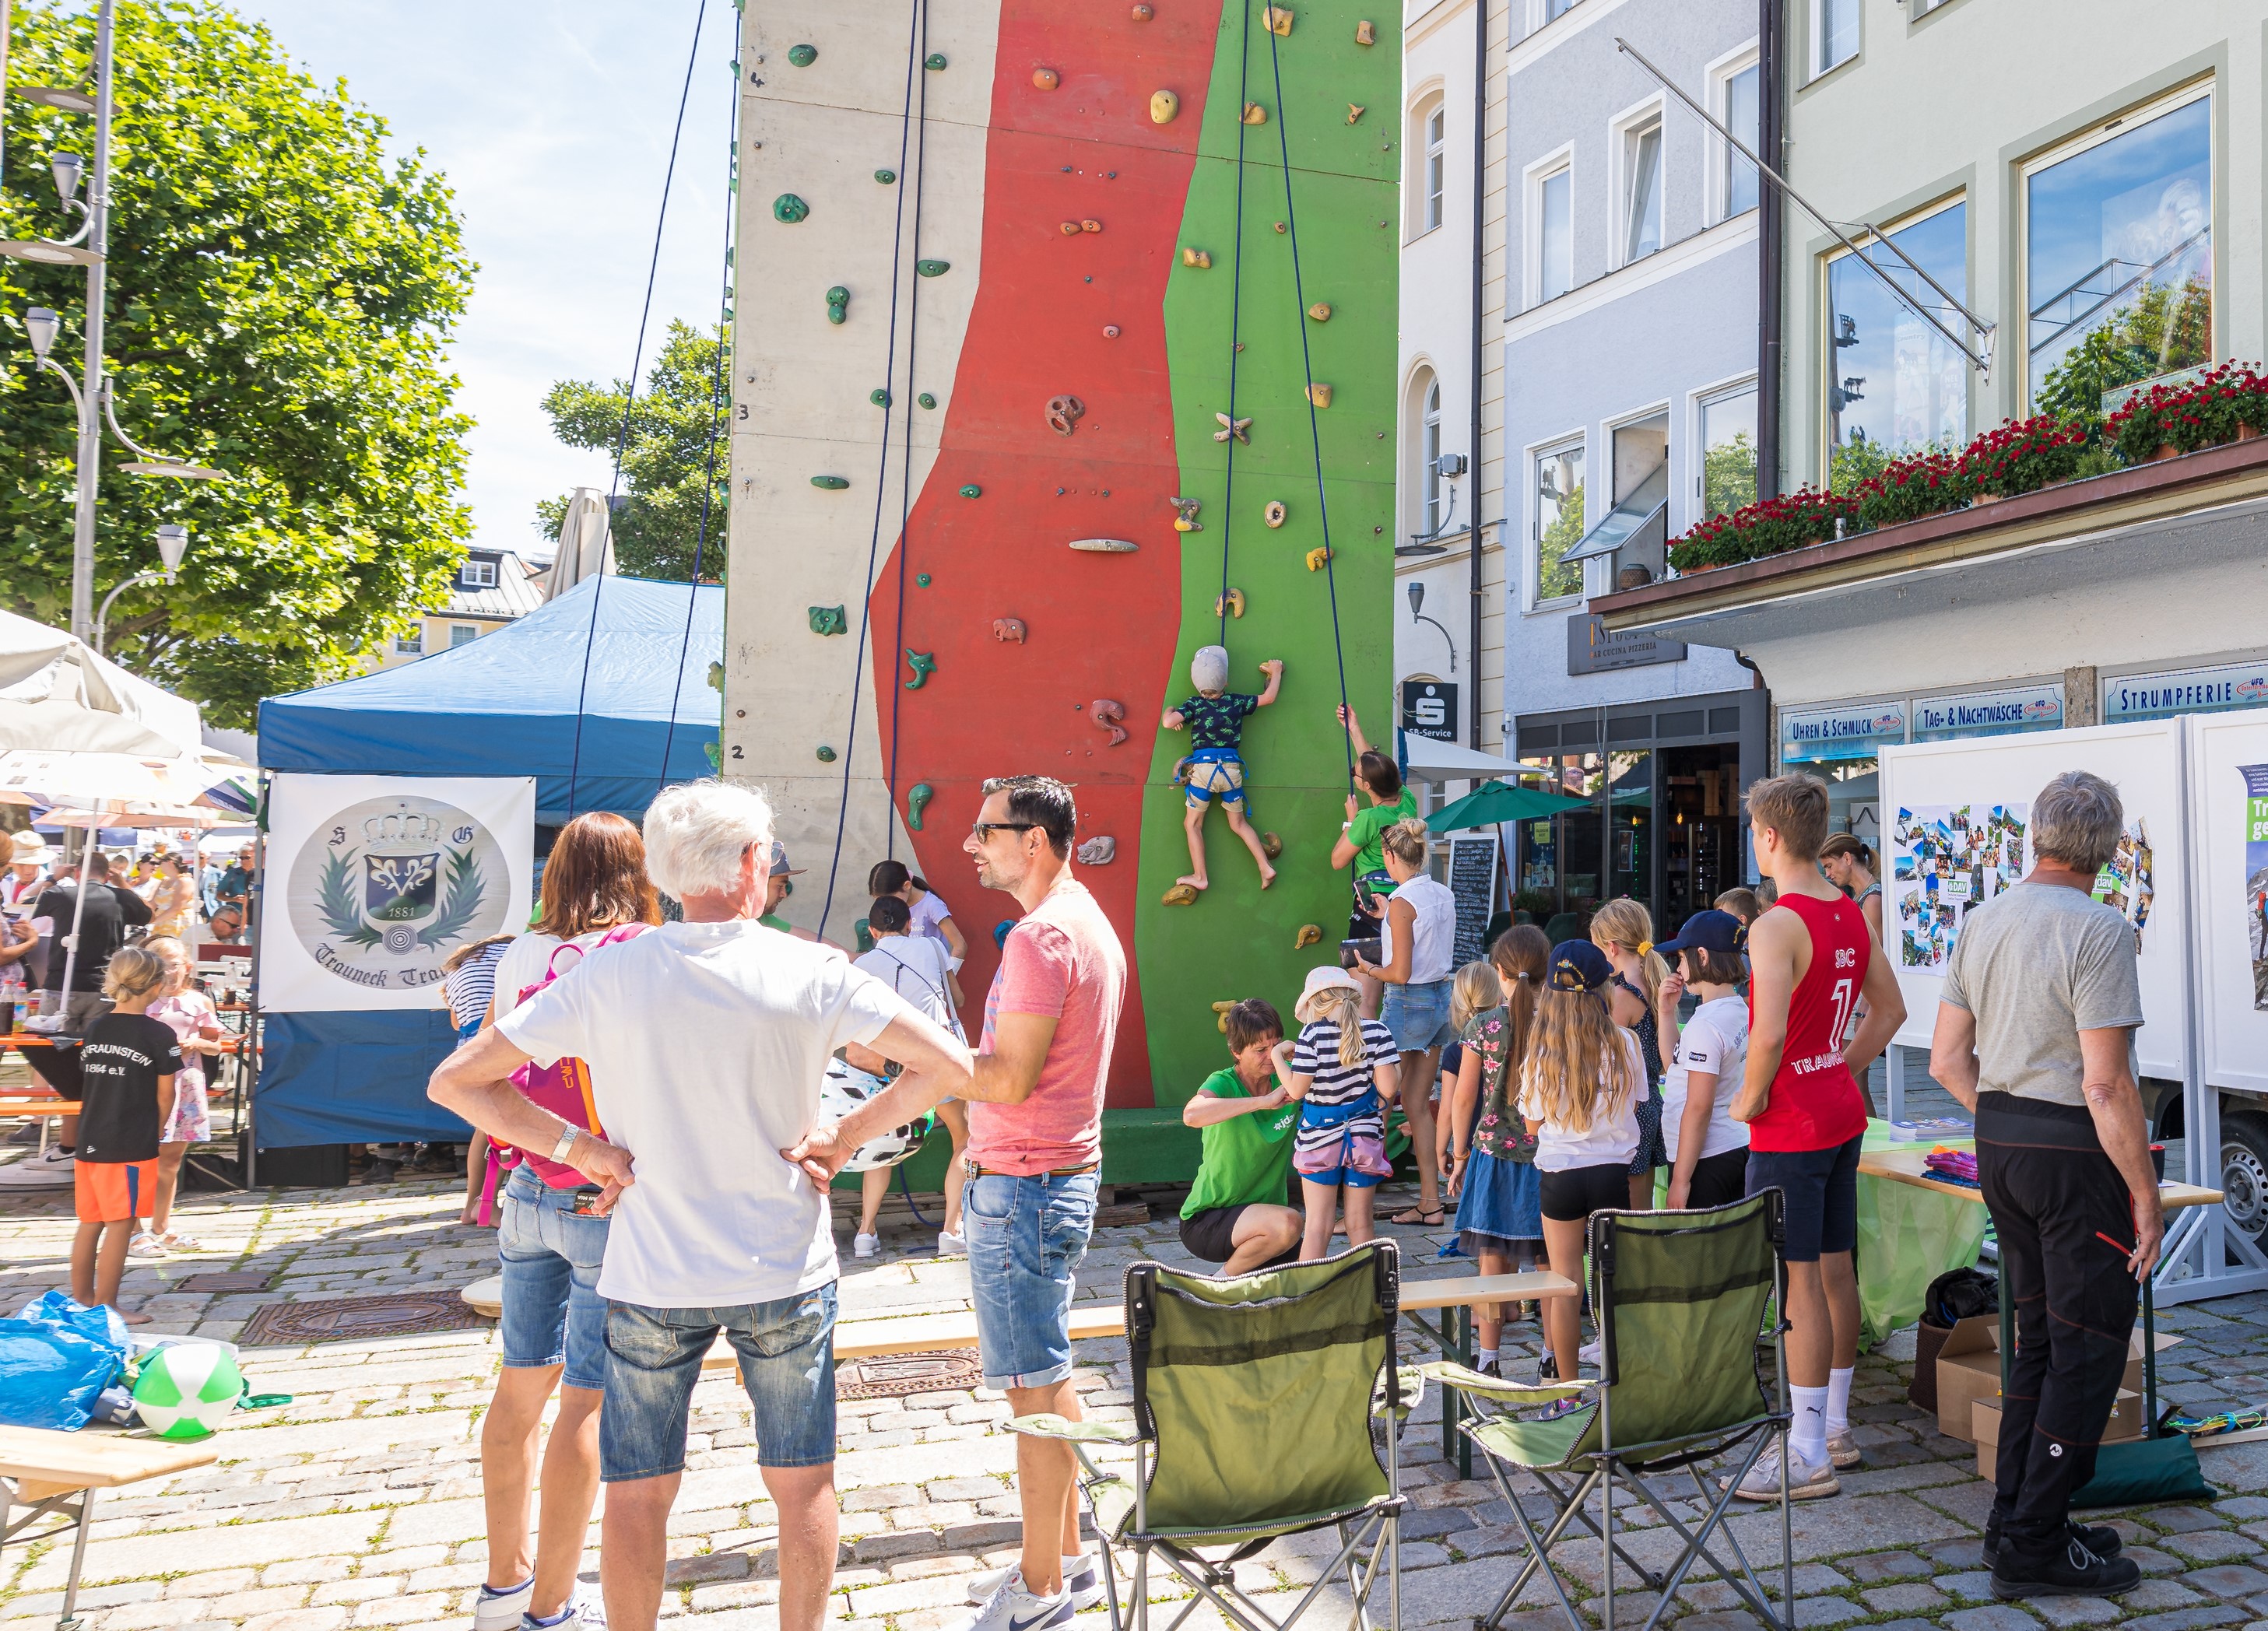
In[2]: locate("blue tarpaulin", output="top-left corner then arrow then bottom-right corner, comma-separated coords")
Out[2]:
251,575 -> 721,1149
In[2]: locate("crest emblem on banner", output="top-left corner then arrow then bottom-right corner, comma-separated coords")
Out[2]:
288,794 -> 512,991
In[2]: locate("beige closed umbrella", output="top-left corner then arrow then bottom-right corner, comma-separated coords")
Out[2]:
546,486 -> 616,600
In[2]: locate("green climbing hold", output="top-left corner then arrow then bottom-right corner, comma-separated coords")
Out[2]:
815,745 -> 837,762
827,286 -> 850,324
705,661 -> 725,692
916,259 -> 950,277
958,484 -> 981,498
908,783 -> 935,830
870,388 -> 891,406
811,475 -> 849,489
774,193 -> 810,224
918,393 -> 937,409
875,169 -> 897,184
904,650 -> 938,689
787,43 -> 817,65
808,605 -> 848,635
915,573 -> 932,586
924,51 -> 947,70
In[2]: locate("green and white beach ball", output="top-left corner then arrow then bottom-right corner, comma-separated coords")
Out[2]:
132,1343 -> 242,1439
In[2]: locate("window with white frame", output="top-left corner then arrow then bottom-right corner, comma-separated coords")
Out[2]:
459,558 -> 498,588
1543,0 -> 1579,23
395,629 -> 424,656
1422,381 -> 1445,534
2024,88 -> 2212,414
1620,114 -> 1664,265
1424,108 -> 1447,233
1824,198 -> 1968,486
1715,55 -> 1761,221
1536,162 -> 1573,303
1532,440 -> 1585,606
450,623 -> 481,648
1814,0 -> 1859,75
1697,382 -> 1759,521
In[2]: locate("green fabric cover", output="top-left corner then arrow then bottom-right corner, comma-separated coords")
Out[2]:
1855,1121 -> 1989,1346
1592,1201 -> 1777,1453
1183,1068 -> 1299,1217
2070,1434 -> 2215,1509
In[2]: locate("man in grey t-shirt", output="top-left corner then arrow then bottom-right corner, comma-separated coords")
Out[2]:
1931,771 -> 2160,1601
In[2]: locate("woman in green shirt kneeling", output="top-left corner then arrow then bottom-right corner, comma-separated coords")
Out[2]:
1180,998 -> 1304,1275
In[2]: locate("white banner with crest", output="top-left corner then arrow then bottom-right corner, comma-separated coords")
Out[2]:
260,773 -> 535,1013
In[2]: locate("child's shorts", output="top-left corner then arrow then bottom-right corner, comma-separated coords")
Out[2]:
75,1159 -> 156,1223
1294,1131 -> 1391,1189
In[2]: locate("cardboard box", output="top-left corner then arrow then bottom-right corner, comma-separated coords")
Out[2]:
1936,1315 -> 2002,1442
1973,1390 -> 2143,1482
2124,1329 -> 2182,1398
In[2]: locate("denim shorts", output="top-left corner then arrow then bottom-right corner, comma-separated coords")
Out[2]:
965,1170 -> 1098,1391
600,1282 -> 838,1479
497,1164 -> 612,1392
1382,978 -> 1455,1053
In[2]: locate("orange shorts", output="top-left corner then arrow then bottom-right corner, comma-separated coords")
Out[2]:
74,1159 -> 156,1224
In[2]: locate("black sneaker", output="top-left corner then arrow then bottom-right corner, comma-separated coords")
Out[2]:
1982,1520 -> 2123,1571
1992,1535 -> 2142,1600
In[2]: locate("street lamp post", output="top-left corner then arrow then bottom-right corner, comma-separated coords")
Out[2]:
93,522 -> 189,656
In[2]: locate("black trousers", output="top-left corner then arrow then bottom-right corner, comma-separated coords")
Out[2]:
1975,1092 -> 2140,1562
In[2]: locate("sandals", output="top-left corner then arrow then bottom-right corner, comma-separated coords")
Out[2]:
1389,1206 -> 1448,1227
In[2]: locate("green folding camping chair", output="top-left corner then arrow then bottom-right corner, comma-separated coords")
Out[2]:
1011,1241 -> 1414,1631
1420,1192 -> 1795,1631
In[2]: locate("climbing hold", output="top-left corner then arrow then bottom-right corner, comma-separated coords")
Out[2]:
1069,537 -> 1139,552
1307,383 -> 1334,409
773,194 -> 809,223
1308,302 -> 1332,321
1356,18 -> 1376,43
869,387 -> 890,406
1214,412 -> 1252,444
807,605 -> 848,635
916,259 -> 950,277
924,51 -> 947,69
915,573 -> 932,586
1273,221 -> 1287,234
992,616 -> 1027,644
875,169 -> 897,184
1346,104 -> 1366,125
1080,219 -> 1102,234
992,918 -> 1013,948
904,650 -> 937,689
1132,2 -> 1153,17
918,393 -> 938,409
1181,247 -> 1211,268
908,784 -> 934,831
1046,395 -> 1085,437
1261,832 -> 1284,860
1242,103 -> 1268,125
1170,495 -> 1203,532
1059,221 -> 1082,236
1164,883 -> 1202,907
1212,1000 -> 1237,1031
1216,587 -> 1245,619
787,43 -> 816,65
811,475 -> 850,489
1150,89 -> 1179,124
706,661 -> 725,693
1103,324 -> 1121,338
959,483 -> 982,498
1032,67 -> 1059,90
1091,699 -> 1129,746
1076,836 -> 1116,865
815,745 -> 837,763
1306,545 -> 1332,571
1264,5 -> 1294,33
1263,500 -> 1287,528
827,286 -> 850,324
1295,924 -> 1322,949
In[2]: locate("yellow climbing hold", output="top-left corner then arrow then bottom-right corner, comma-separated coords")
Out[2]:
1212,999 -> 1237,1033
1242,103 -> 1268,125
1346,104 -> 1366,125
1295,924 -> 1322,949
1261,832 -> 1283,860
1307,382 -> 1334,409
1356,19 -> 1376,44
1216,586 -> 1245,619
1308,302 -> 1332,321
1150,89 -> 1179,124
1181,247 -> 1211,268
1306,545 -> 1332,572
1263,5 -> 1294,34
1164,882 -> 1202,907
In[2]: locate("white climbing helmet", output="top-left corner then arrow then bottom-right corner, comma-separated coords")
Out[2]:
1191,644 -> 1231,694
819,1058 -> 936,1173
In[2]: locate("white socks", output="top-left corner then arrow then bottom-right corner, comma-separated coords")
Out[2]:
1473,1345 -> 1498,1370
1826,1366 -> 1854,1437
1790,1384 -> 1829,1468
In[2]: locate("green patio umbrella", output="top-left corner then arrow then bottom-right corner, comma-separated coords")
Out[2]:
1425,779 -> 1591,833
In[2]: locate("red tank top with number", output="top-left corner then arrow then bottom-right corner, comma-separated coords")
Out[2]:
1746,892 -> 1871,1154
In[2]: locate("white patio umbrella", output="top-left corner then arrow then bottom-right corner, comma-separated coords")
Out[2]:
0,606 -> 204,758
546,486 -> 615,601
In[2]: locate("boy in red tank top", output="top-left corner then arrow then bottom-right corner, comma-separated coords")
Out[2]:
1728,775 -> 1906,1502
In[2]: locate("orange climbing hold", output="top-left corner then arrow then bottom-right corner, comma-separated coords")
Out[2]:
1033,67 -> 1059,89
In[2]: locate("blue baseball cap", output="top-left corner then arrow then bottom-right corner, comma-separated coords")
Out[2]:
1655,909 -> 1746,960
1547,939 -> 1613,992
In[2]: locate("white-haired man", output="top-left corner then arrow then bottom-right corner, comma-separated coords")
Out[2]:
430,780 -> 974,1631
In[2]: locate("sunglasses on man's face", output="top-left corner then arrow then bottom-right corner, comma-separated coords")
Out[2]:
970,821 -> 1040,843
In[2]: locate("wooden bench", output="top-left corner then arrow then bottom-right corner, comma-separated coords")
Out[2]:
0,1423 -> 218,1627
0,1097 -> 81,1162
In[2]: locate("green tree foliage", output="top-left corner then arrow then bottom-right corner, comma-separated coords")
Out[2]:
1536,480 -> 1585,602
535,319 -> 728,583
1827,429 -> 1892,496
0,0 -> 475,728
2034,277 -> 2214,431
1701,430 -> 1758,519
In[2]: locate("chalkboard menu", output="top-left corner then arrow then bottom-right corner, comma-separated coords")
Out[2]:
1446,832 -> 1499,968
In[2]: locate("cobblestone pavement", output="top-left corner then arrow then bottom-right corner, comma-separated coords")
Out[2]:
6,1173 -> 2268,1631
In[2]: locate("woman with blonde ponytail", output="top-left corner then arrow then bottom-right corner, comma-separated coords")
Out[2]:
1273,966 -> 1400,1261
1591,897 -> 1673,1208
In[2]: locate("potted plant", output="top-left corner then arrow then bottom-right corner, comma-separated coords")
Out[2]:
1961,414 -> 2094,500
1667,486 -> 1846,575
1847,447 -> 1971,531
2103,361 -> 2268,465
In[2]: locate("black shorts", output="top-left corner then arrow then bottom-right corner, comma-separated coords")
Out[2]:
1745,1133 -> 1862,1261
1680,1145 -> 1750,1211
1179,1204 -> 1297,1268
1538,1163 -> 1630,1223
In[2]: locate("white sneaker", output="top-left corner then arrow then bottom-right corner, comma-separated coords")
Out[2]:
967,1555 -> 1103,1611
950,1566 -> 1075,1631
158,1231 -> 204,1252
128,1232 -> 167,1258
939,1229 -> 967,1255
0,1144 -> 75,1190
472,1578 -> 533,1631
520,1584 -> 606,1628
1728,1443 -> 1840,1502
854,1232 -> 879,1259
1578,1338 -> 1602,1366
1826,1427 -> 1862,1469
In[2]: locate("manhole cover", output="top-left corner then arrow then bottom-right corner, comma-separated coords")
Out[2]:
837,1349 -> 985,1400
240,1293 -> 490,1346
175,1271 -> 274,1294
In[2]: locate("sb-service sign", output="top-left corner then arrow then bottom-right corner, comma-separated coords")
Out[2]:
1402,679 -> 1459,744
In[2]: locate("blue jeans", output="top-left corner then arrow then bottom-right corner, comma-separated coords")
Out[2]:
965,1170 -> 1098,1391
497,1164 -> 611,1391
599,1284 -> 838,1478
1382,978 -> 1455,1052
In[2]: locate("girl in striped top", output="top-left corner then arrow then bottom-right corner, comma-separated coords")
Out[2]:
1273,965 -> 1400,1261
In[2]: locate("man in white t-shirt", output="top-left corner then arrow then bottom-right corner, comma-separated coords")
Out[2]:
430,781 -> 974,1631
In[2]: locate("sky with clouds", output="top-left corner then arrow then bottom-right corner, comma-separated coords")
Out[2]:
237,0 -> 740,563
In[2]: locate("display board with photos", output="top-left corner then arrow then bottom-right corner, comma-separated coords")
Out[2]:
2187,710 -> 2268,1095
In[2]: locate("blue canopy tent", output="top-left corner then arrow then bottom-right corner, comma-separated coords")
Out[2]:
251,575 -> 721,1149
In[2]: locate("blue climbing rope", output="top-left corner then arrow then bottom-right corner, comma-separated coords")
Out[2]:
885,0 -> 933,865
1217,0 -> 1253,647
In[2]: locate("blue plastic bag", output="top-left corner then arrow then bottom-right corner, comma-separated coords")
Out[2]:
0,1292 -> 128,1430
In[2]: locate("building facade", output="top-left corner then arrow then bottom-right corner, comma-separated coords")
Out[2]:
368,548 -> 546,671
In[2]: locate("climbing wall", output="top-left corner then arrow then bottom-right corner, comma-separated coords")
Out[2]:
730,0 -> 1395,1107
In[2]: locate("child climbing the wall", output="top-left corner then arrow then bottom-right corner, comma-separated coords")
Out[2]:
1160,645 -> 1283,893
1273,966 -> 1399,1261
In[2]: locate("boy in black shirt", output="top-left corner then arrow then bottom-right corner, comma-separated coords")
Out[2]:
72,946 -> 177,1324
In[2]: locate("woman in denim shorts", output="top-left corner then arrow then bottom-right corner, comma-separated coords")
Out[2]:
1352,819 -> 1459,1227
473,814 -> 661,1631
